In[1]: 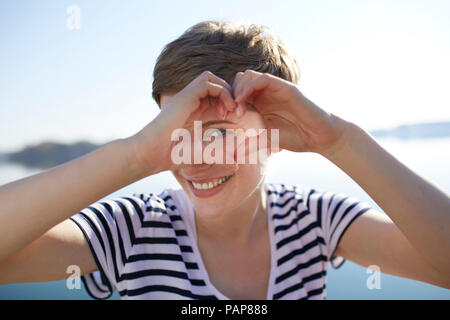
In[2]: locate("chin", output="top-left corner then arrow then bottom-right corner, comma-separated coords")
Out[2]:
192,202 -> 228,220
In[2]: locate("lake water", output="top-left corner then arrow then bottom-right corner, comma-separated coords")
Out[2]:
0,137 -> 449,299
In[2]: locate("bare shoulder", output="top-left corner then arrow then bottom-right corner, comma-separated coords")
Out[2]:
335,209 -> 448,288
0,219 -> 96,284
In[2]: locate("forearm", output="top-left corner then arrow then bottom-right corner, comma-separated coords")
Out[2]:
0,137 -> 148,261
325,121 -> 450,275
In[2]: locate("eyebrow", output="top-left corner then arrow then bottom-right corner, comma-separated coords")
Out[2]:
202,120 -> 236,127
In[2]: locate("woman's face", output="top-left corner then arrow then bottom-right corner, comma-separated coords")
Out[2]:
160,94 -> 270,219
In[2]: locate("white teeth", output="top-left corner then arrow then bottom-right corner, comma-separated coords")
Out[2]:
191,175 -> 231,190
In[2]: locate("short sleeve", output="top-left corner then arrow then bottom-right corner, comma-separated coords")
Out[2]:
305,189 -> 373,269
69,193 -> 149,299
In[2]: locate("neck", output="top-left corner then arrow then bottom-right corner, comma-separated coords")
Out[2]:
195,182 -> 267,246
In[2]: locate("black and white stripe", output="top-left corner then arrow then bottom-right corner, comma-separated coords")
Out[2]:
70,183 -> 371,300
268,185 -> 371,299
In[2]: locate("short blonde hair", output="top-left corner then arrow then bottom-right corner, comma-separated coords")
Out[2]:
152,20 -> 300,106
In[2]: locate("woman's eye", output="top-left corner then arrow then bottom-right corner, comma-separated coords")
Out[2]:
210,128 -> 228,138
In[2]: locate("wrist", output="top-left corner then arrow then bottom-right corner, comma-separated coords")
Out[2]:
125,122 -> 166,178
116,135 -> 158,181
319,115 -> 361,163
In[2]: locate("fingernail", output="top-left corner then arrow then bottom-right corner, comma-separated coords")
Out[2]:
236,105 -> 242,117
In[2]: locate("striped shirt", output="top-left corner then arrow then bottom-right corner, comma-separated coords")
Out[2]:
70,183 -> 372,300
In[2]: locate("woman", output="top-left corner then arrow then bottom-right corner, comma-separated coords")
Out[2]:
0,21 -> 448,299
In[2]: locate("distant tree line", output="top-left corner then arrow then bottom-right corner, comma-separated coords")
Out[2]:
3,141 -> 102,169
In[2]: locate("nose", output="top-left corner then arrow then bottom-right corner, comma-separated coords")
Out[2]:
180,163 -> 213,177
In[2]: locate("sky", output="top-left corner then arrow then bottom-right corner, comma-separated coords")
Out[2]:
1,0 -> 450,152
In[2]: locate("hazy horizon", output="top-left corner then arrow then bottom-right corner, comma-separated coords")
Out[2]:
1,120 -> 450,154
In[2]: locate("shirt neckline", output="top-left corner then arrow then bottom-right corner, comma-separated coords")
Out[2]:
178,183 -> 276,300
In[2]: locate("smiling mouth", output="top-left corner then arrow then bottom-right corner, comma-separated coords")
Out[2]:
189,175 -> 233,190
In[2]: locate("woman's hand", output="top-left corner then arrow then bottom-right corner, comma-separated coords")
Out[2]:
232,69 -> 351,158
130,71 -> 237,175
